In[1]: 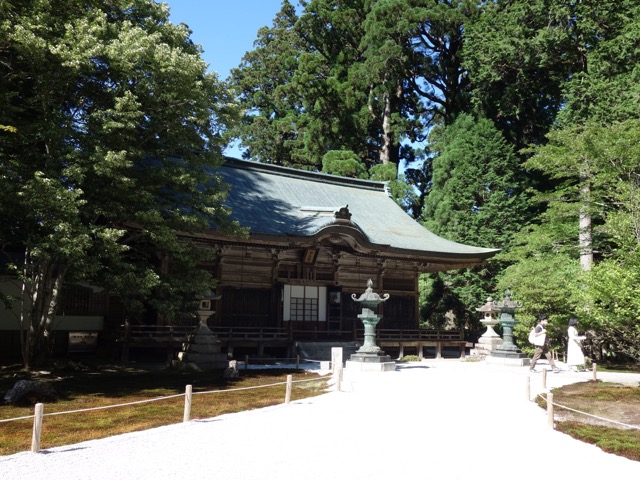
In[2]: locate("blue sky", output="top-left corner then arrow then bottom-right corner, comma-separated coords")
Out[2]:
164,1 -> 287,157
164,1 -> 285,81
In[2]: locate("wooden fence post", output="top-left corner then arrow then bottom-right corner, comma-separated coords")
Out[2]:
285,375 -> 292,404
547,393 -> 554,430
592,362 -> 597,381
542,368 -> 547,389
31,403 -> 44,453
183,385 -> 192,422
526,375 -> 531,401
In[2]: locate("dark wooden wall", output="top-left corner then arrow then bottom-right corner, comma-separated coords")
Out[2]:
210,244 -> 420,330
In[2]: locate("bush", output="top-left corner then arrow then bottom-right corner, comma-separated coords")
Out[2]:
398,355 -> 421,363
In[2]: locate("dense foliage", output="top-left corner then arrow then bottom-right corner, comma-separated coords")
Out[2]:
3,0 -> 640,366
0,0 -> 242,368
229,0 -> 640,360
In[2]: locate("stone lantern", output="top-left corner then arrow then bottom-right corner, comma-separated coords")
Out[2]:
488,290 -> 530,366
345,279 -> 396,373
174,291 -> 229,371
471,297 -> 503,357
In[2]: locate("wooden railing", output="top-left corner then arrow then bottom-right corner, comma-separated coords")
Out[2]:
377,328 -> 464,341
119,324 -> 290,343
212,326 -> 289,340
117,324 -> 469,362
118,324 -> 464,344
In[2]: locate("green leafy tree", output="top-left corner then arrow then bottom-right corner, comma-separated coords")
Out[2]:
579,254 -> 640,363
368,162 -> 417,211
321,150 -> 368,179
0,0 -> 241,368
419,275 -> 467,329
228,1 -> 308,167
420,113 -> 530,324
497,246 -> 583,352
514,0 -> 640,359
550,0 -> 640,128
230,0 -> 375,170
230,0 -> 479,201
294,0 -> 375,169
358,0 -> 422,166
351,0 -> 482,215
526,121 -> 640,362
466,0 -> 640,356
462,0 -> 579,153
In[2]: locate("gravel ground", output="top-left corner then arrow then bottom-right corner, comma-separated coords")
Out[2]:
1,359 -> 639,480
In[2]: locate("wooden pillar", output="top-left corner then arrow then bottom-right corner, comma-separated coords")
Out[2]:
436,342 -> 442,359
418,343 -> 424,360
121,322 -> 130,362
413,269 -> 420,328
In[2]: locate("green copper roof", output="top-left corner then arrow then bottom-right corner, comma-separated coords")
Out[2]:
217,158 -> 499,260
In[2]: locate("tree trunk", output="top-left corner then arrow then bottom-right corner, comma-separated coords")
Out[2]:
380,91 -> 393,165
19,247 -> 67,369
379,83 -> 402,166
579,172 -> 593,271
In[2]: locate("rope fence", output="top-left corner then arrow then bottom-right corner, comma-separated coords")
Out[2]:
539,393 -> 640,430
238,355 -> 326,369
1,373 -> 329,454
527,362 -> 640,432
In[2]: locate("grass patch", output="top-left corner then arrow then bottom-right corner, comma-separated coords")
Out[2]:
556,421 -> 640,461
0,363 -> 328,456
546,381 -> 640,462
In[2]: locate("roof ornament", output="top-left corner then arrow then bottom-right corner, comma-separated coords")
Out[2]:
351,278 -> 390,309
334,205 -> 352,223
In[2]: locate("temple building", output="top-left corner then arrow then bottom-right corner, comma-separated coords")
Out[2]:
0,157 -> 499,361
199,158 -> 499,337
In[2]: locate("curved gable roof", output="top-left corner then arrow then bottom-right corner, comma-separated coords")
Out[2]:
216,158 -> 499,262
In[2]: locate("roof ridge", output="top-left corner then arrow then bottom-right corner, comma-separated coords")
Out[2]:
222,156 -> 386,192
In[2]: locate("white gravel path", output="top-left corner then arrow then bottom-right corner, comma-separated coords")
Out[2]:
1,359 -> 639,480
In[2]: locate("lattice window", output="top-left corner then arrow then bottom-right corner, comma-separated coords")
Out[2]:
290,297 -> 318,321
283,285 -> 326,321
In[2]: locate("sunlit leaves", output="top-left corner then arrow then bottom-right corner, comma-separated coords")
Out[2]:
0,0 -> 241,367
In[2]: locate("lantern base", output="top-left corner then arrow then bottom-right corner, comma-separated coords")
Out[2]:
346,352 -> 396,373
486,350 -> 530,367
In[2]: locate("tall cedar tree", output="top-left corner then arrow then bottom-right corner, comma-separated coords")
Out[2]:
421,113 -> 529,325
462,0 -> 578,154
228,1 -> 308,168
230,1 -> 478,203
293,0 -> 372,170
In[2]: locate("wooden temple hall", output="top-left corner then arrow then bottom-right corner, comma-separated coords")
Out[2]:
0,157 -> 499,362
131,157 -> 499,360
